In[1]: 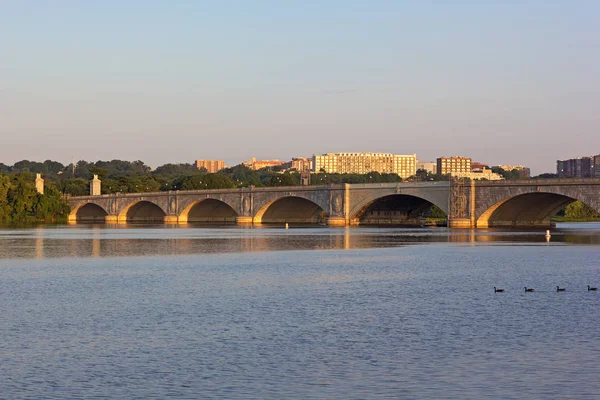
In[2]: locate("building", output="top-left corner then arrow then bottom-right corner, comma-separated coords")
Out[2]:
451,168 -> 504,181
416,161 -> 436,174
594,155 -> 600,178
470,162 -> 489,172
243,157 -> 285,170
312,152 -> 417,179
436,156 -> 471,175
496,165 -> 531,178
557,157 -> 594,178
195,159 -> 225,173
289,157 -> 313,172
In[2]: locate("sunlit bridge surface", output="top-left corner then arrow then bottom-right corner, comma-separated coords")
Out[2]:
1,223 -> 600,399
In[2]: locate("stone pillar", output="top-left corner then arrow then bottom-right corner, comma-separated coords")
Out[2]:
237,187 -> 254,225
90,175 -> 101,196
300,171 -> 311,186
470,179 -> 476,227
327,184 -> 349,226
35,173 -> 44,194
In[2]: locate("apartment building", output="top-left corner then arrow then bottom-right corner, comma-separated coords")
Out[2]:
312,152 -> 417,179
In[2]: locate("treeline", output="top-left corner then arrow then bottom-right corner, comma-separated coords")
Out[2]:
0,159 -> 407,196
0,173 -> 70,223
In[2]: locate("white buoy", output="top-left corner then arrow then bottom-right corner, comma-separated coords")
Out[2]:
285,223 -> 289,229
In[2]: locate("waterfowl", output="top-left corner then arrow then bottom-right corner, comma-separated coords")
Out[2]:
556,286 -> 566,292
588,285 -> 597,291
494,287 -> 504,293
524,287 -> 534,292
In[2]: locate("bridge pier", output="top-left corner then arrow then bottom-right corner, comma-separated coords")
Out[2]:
448,218 -> 475,228
236,216 -> 253,225
164,216 -> 179,224
327,217 -> 347,226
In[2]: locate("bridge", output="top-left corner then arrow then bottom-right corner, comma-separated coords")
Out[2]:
67,179 -> 600,228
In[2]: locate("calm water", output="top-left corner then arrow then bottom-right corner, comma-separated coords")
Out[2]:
1,223 -> 600,399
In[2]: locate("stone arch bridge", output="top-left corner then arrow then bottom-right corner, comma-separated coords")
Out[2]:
67,179 -> 600,228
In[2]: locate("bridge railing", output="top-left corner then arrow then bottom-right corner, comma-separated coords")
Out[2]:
68,184 -> 347,200
473,177 -> 600,186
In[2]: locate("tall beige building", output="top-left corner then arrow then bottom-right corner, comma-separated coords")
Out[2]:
312,152 -> 417,179
195,160 -> 225,173
436,156 -> 471,175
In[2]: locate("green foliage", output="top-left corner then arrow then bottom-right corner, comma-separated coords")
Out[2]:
428,205 -> 447,218
310,172 -> 402,185
411,169 -> 449,181
219,164 -> 262,187
152,163 -> 198,179
54,178 -> 89,196
563,201 -> 600,219
534,173 -> 558,179
0,173 -> 70,222
264,172 -> 299,187
491,167 -> 524,180
172,173 -> 236,190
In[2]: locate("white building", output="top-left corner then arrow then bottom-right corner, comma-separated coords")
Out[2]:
312,152 -> 417,179
451,168 -> 504,181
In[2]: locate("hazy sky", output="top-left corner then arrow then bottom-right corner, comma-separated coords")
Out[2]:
1,1 -> 599,174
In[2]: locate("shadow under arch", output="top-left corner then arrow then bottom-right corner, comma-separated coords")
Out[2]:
179,198 -> 239,223
118,200 -> 167,223
477,192 -> 581,228
254,196 -> 327,224
351,194 -> 446,226
70,203 -> 108,222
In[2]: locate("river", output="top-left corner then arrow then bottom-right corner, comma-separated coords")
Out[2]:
1,223 -> 599,399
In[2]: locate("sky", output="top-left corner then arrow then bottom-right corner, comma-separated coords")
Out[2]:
1,1 -> 599,174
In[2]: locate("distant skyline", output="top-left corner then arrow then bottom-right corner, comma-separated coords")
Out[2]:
1,1 -> 599,175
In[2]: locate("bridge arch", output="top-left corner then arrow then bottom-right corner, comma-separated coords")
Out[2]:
69,202 -> 108,222
351,194 -> 447,225
118,200 -> 167,223
477,191 -> 600,228
179,198 -> 239,223
254,196 -> 327,224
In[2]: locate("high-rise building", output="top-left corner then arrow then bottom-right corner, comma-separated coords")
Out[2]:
593,155 -> 600,178
436,156 -> 471,175
312,152 -> 417,179
195,159 -> 225,173
557,157 -> 594,178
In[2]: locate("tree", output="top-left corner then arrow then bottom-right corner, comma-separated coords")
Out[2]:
173,173 -> 236,190
264,172 -> 298,187
219,164 -> 262,187
534,173 -> 558,179
564,201 -> 600,219
89,166 -> 109,181
152,163 -> 198,179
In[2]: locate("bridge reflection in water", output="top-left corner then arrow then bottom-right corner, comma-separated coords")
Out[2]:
4,224 -> 600,260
